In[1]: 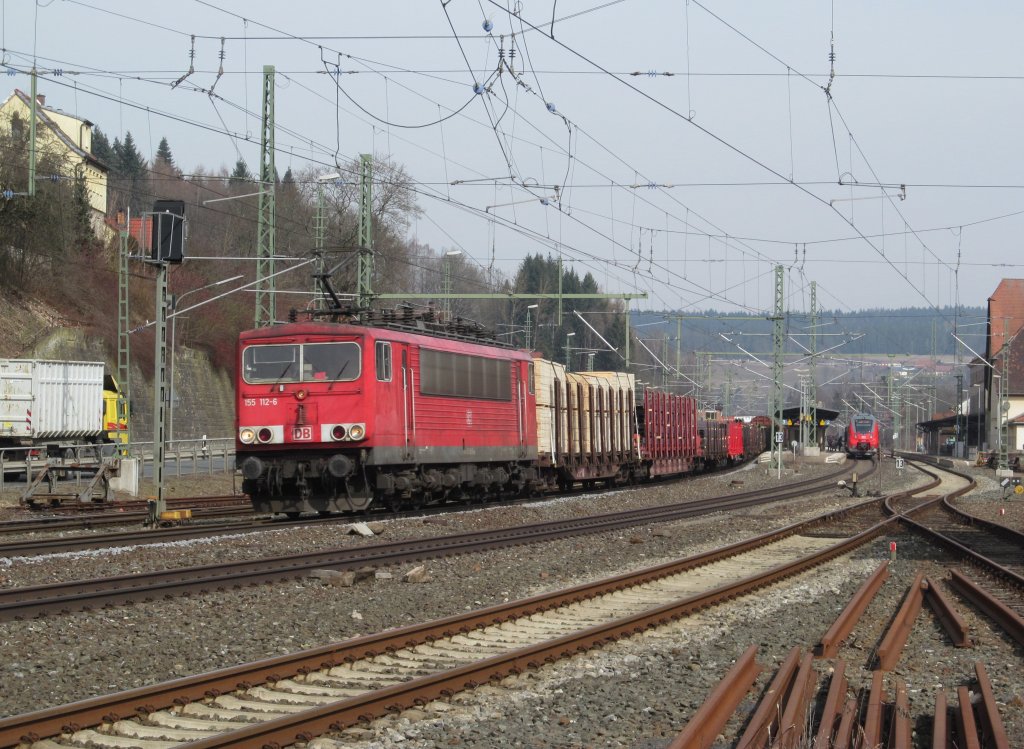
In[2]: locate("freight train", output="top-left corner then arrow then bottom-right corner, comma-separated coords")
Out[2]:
235,308 -> 770,516
846,412 -> 880,459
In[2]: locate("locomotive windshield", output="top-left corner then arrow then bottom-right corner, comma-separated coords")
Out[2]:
243,342 -> 361,383
853,418 -> 874,432
244,344 -> 299,382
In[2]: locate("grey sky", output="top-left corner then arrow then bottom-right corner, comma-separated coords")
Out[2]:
2,1 -> 1021,317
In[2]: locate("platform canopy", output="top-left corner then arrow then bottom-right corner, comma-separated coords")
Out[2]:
779,406 -> 840,428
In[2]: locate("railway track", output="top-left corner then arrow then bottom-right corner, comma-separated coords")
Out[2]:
893,459 -> 1024,636
0,476 -> 908,749
0,463 -> 864,621
0,461 -> 845,556
6,458 -> 1021,748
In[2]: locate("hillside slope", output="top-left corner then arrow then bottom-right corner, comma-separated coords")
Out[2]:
0,290 -> 234,441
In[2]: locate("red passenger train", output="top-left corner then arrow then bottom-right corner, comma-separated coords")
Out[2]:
846,412 -> 881,459
236,308 -> 770,515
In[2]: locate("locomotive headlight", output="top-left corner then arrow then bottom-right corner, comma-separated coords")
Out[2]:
331,424 -> 347,441
257,427 -> 273,443
348,423 -> 366,441
239,427 -> 256,444
295,389 -> 308,401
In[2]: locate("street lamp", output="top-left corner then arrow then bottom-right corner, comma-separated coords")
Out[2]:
564,332 -> 575,370
525,304 -> 538,351
169,274 -> 243,442
443,250 -> 462,319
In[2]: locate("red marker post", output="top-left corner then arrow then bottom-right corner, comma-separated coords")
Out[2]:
890,541 -> 897,562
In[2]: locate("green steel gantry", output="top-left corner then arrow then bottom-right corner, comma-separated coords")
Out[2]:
771,265 -> 785,467
357,154 -> 374,309
117,211 -> 131,444
255,65 -> 276,328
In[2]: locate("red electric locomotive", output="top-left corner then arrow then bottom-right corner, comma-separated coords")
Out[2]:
236,319 -> 537,515
846,413 -> 880,459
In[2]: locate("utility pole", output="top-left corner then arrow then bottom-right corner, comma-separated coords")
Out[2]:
357,154 -> 374,310
28,67 -> 37,196
892,372 -> 901,456
724,370 -> 732,418
675,317 -> 682,377
997,319 -> 1011,475
147,203 -> 185,522
955,371 -> 964,457
808,282 -> 818,450
151,259 -> 169,518
557,255 -> 563,326
798,375 -> 807,449
116,209 -> 131,445
254,65 -> 276,327
770,264 -> 784,473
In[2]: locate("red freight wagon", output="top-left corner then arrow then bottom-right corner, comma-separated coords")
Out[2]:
727,419 -> 746,462
236,321 -> 537,515
638,388 -> 699,477
699,418 -> 728,466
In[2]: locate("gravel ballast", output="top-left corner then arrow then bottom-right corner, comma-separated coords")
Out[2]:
1,457 -> 1022,747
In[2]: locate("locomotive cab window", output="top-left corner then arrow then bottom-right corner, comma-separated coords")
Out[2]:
303,342 -> 361,382
375,341 -> 392,382
243,344 -> 300,383
527,362 -> 535,394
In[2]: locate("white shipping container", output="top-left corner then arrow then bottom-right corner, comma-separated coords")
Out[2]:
0,359 -> 106,442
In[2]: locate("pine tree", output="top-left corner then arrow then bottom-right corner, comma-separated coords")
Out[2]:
71,174 -> 93,245
117,131 -> 147,180
229,158 -> 252,185
155,137 -> 175,168
108,131 -> 148,214
91,127 -> 114,167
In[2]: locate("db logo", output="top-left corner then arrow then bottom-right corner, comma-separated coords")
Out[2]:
292,426 -> 313,441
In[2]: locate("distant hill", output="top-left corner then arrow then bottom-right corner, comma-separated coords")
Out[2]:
632,306 -> 987,358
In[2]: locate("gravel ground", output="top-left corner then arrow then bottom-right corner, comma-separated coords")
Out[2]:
1,456 -> 1022,748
